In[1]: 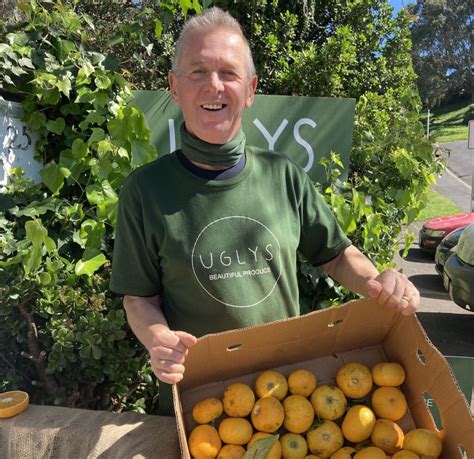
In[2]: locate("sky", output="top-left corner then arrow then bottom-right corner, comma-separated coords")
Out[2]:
389,0 -> 415,14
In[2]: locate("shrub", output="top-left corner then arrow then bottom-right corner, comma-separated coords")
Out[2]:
0,0 -> 166,412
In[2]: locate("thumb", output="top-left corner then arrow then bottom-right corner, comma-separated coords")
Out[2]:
366,279 -> 382,299
175,330 -> 198,348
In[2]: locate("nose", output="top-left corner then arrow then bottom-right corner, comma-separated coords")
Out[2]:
205,71 -> 224,93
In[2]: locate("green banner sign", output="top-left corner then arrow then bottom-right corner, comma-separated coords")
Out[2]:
132,91 -> 356,184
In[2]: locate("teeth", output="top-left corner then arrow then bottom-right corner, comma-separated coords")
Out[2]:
202,104 -> 223,110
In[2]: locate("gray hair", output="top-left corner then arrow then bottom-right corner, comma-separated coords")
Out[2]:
171,7 -> 256,77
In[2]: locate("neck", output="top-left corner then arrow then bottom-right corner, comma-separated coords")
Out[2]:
179,122 -> 246,169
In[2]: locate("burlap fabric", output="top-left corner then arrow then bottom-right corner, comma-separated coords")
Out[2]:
0,404 -> 181,458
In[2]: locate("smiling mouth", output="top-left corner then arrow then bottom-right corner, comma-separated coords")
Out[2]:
201,104 -> 226,111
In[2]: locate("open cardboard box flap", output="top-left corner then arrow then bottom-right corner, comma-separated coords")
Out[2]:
173,298 -> 474,459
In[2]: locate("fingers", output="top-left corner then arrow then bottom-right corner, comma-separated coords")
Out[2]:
366,279 -> 382,299
175,330 -> 198,348
369,269 -> 420,316
150,329 -> 198,384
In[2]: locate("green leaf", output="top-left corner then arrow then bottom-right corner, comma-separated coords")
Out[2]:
243,435 -> 279,458
24,246 -> 42,274
25,219 -> 48,247
57,76 -> 72,98
44,237 -> 56,253
54,39 -> 76,61
18,57 -> 35,69
38,272 -> 52,285
79,112 -> 106,130
40,162 -> 68,194
94,74 -> 111,90
154,19 -> 163,39
92,345 -> 102,359
75,252 -> 107,276
131,140 -> 156,167
89,128 -> 105,143
46,117 -> 66,134
106,33 -> 124,47
27,111 -> 47,131
71,138 -> 89,158
96,139 -> 113,155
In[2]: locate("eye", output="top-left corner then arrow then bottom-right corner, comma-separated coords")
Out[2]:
190,68 -> 207,79
222,70 -> 238,79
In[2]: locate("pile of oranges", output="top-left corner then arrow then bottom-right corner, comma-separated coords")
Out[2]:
187,362 -> 443,458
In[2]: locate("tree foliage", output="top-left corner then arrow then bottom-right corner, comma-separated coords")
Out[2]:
408,0 -> 473,107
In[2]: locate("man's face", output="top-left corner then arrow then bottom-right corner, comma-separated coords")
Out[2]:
169,27 -> 257,145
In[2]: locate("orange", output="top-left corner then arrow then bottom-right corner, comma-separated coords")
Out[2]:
192,397 -> 224,424
247,432 -> 282,459
306,420 -> 344,458
371,387 -> 407,421
218,418 -> 253,445
189,424 -> 221,458
402,428 -> 442,458
217,444 -> 246,459
280,432 -> 308,458
222,383 -> 255,417
370,419 -> 404,454
255,369 -> 288,401
341,405 -> 376,443
283,394 -> 315,434
251,396 -> 285,433
371,362 -> 406,387
0,390 -> 29,418
310,385 -> 347,421
391,451 -> 420,459
330,446 -> 357,458
353,446 -> 387,458
336,363 -> 373,399
288,369 -> 317,397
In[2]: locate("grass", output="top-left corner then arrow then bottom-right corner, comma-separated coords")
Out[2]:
420,99 -> 473,143
415,188 -> 462,222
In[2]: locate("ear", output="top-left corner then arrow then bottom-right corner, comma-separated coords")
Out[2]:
245,74 -> 258,108
168,72 -> 180,106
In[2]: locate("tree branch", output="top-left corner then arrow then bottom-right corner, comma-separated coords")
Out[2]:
17,296 -> 59,396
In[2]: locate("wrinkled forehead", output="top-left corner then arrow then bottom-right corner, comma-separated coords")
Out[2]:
176,26 -> 250,73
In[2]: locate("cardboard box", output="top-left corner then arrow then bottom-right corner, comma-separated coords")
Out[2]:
173,299 -> 474,458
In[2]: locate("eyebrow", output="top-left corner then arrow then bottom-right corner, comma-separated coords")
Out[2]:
189,59 -> 239,71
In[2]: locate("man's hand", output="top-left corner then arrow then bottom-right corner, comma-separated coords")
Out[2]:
149,329 -> 198,384
366,268 -> 420,316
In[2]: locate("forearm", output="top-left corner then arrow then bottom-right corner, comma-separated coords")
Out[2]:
322,245 -> 380,297
123,294 -> 169,351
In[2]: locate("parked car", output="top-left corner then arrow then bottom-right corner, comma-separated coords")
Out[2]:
434,226 -> 467,275
443,223 -> 474,311
419,212 -> 474,254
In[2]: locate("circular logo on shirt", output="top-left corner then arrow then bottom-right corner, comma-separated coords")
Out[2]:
191,216 -> 282,308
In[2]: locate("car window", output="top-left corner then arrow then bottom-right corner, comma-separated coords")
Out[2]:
456,223 -> 474,265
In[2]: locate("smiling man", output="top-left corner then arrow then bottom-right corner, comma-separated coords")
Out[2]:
110,7 -> 420,416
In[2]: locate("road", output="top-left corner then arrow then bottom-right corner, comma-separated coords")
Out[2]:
393,140 -> 473,357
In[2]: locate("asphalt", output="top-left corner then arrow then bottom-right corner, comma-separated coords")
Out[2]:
393,140 -> 474,359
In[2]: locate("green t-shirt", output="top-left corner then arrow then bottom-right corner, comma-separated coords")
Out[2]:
110,146 -> 351,414
111,146 -> 351,336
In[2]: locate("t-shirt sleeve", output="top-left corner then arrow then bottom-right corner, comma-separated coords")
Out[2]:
297,175 -> 352,266
109,175 -> 162,296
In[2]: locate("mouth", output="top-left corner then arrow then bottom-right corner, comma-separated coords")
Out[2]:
201,103 -> 226,111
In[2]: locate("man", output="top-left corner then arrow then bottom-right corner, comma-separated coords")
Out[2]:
110,7 -> 420,415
